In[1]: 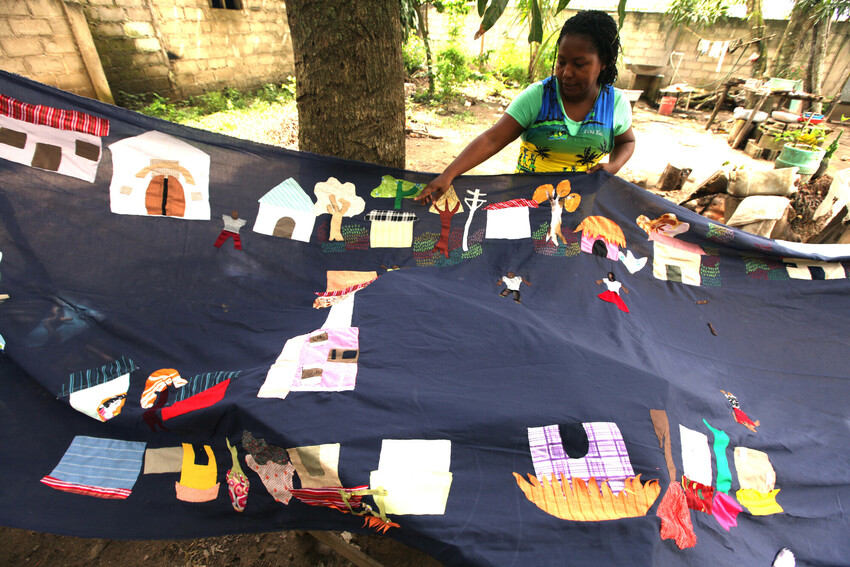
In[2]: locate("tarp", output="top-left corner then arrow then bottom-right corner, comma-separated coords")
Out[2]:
1,69 -> 849,567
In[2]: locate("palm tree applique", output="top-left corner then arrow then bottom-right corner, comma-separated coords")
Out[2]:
576,146 -> 602,167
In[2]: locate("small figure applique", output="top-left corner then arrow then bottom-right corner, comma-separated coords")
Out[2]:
596,272 -> 629,313
497,272 -> 531,304
721,390 -> 760,433
214,210 -> 247,250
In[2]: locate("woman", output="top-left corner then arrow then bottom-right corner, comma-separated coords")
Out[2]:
416,10 -> 635,204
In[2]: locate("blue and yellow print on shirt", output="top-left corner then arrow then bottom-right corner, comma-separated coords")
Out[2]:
515,77 -> 616,173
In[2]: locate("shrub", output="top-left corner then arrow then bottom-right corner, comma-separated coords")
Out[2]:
436,45 -> 470,98
403,35 -> 427,76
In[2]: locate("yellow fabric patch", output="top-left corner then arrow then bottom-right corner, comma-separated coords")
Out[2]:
370,220 -> 414,248
179,444 -> 217,490
736,488 -> 783,515
514,473 -> 660,521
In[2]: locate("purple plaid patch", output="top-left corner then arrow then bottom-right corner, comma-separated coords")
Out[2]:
528,422 -> 635,493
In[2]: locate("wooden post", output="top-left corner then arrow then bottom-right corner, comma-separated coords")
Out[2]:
656,163 -> 693,192
705,83 -> 732,130
61,1 -> 114,104
731,92 -> 769,149
307,531 -> 386,567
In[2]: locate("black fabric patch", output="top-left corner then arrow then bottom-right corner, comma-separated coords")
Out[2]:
559,423 -> 589,459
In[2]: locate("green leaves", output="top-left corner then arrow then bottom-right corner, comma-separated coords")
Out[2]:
474,0 -> 509,39
528,0 -> 544,44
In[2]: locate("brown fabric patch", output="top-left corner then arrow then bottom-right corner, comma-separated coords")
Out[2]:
309,332 -> 329,343
650,409 -> 676,482
0,127 -> 26,149
32,143 -> 62,171
328,348 -> 359,363
75,140 -> 100,161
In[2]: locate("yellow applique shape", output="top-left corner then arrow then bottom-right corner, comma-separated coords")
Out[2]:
736,488 -> 783,515
179,444 -> 217,490
514,473 -> 660,521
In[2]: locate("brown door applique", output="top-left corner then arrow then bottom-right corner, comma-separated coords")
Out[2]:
32,142 -> 62,171
145,175 -> 186,217
273,217 -> 296,238
0,127 -> 27,149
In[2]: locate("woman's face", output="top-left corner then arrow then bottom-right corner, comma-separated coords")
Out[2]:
554,34 -> 605,102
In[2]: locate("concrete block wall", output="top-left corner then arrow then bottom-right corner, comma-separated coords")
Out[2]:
0,0 -> 295,102
448,7 -> 850,105
0,0 -> 99,98
86,0 -> 294,100
616,13 -> 850,102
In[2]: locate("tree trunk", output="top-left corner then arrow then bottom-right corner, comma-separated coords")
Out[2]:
769,2 -> 814,78
746,0 -> 767,78
416,3 -> 436,97
807,14 -> 831,113
284,0 -> 406,169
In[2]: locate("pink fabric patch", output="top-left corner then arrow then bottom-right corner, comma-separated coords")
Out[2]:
292,328 -> 359,391
712,491 -> 743,531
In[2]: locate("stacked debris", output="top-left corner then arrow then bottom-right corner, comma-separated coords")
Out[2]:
680,167 -> 850,243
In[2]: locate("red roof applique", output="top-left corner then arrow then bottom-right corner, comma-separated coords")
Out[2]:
483,198 -> 539,211
0,94 -> 109,137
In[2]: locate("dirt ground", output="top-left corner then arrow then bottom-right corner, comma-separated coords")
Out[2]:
3,87 -> 849,567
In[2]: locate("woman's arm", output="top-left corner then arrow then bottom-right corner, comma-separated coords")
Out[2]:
588,126 -> 635,175
415,114 -> 525,204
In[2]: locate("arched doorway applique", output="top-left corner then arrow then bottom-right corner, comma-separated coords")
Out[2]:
273,217 -> 296,238
108,131 -> 210,220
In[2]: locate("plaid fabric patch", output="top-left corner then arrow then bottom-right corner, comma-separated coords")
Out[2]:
291,485 -> 369,510
0,94 -> 109,137
366,210 -> 417,222
483,198 -> 538,210
528,422 -> 634,493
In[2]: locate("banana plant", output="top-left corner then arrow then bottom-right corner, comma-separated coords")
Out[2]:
474,0 -> 628,43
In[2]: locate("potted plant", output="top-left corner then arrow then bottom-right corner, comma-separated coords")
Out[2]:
812,115 -> 849,180
773,118 -> 829,177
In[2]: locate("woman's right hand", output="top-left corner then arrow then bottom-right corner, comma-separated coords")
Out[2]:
414,173 -> 453,205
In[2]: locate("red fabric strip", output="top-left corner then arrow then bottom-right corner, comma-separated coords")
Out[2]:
40,476 -> 131,499
161,379 -> 230,421
0,94 -> 110,136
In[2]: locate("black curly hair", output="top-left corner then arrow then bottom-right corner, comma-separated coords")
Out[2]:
552,10 -> 621,86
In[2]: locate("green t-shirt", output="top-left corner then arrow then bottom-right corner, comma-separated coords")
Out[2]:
506,79 -> 633,172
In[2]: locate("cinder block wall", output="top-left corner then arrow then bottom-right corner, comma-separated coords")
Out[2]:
0,0 -> 99,98
86,0 -> 294,100
0,0 -> 295,101
452,8 -> 850,102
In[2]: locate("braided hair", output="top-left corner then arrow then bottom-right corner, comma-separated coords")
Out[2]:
552,11 -> 621,86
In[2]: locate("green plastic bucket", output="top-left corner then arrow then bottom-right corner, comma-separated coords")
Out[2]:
774,144 -> 825,175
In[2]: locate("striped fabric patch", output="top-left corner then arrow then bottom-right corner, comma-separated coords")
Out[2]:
366,210 -> 418,222
258,177 -> 313,212
40,476 -> 132,499
41,436 -> 145,499
0,94 -> 109,137
290,485 -> 369,509
483,198 -> 539,210
314,278 -> 377,299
